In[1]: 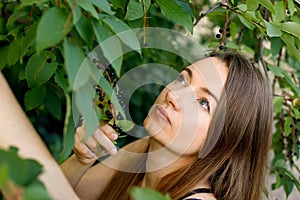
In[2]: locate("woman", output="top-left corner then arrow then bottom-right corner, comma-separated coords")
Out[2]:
61,52 -> 273,200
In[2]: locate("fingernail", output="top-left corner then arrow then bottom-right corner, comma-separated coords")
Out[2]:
110,147 -> 117,155
112,133 -> 118,140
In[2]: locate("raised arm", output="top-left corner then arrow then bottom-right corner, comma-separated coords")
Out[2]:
0,72 -> 79,200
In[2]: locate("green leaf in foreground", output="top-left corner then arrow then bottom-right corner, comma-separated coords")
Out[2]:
130,187 -> 171,200
36,7 -> 72,51
156,0 -> 193,32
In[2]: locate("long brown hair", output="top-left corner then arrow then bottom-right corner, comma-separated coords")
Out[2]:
99,52 -> 273,200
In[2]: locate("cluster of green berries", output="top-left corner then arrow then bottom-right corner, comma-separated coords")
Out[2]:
92,59 -> 126,135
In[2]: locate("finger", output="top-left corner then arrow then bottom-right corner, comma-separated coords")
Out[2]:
93,128 -> 117,155
100,123 -> 118,140
74,131 -> 97,159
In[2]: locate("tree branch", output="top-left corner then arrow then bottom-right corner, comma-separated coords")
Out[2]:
259,37 -> 270,83
193,0 -> 226,26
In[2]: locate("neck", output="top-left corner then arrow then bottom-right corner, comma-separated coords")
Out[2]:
141,138 -> 209,189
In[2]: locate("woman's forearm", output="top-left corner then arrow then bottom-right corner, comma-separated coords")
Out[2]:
60,154 -> 93,188
0,72 -> 79,200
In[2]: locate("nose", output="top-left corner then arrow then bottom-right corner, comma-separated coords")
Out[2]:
166,90 -> 180,111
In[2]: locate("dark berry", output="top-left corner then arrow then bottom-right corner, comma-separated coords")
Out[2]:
200,13 -> 204,17
216,34 -> 221,38
279,173 -> 283,178
105,110 -> 111,115
20,27 -> 25,33
64,74 -> 68,79
110,71 -> 115,76
108,100 -> 111,105
99,95 -> 105,102
290,124 -> 294,128
226,27 -> 230,32
297,141 -> 300,145
104,75 -> 109,81
98,103 -> 104,108
67,32 -> 73,38
294,152 -> 297,156
112,124 -> 118,129
289,150 -> 293,155
287,10 -> 290,14
219,45 -> 225,50
47,58 -> 52,63
219,28 -> 223,33
226,33 -> 231,37
37,11 -> 42,16
107,114 -> 113,119
290,160 -> 294,165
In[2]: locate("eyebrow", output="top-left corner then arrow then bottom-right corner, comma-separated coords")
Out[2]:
182,67 -> 218,103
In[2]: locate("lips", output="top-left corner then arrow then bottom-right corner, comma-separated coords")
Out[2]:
156,105 -> 171,124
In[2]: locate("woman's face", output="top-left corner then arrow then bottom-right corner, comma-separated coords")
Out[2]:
144,57 -> 228,156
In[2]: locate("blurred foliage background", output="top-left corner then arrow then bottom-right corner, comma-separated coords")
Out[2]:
0,0 -> 300,199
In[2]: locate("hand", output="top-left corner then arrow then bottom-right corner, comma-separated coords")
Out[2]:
73,121 -> 118,166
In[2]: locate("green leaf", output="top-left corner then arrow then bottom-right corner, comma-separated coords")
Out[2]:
92,20 -> 123,77
282,70 -> 300,95
247,0 -> 259,11
25,51 -> 57,88
7,40 -> 21,66
36,7 -> 72,51
284,116 -> 293,136
55,69 -> 75,163
288,0 -> 295,15
275,22 -> 300,38
280,33 -> 300,63
156,0 -> 193,32
0,164 -> 9,187
44,85 -> 62,119
237,14 -> 255,30
0,46 -> 8,70
273,96 -> 284,115
23,180 -> 51,200
77,0 -> 99,19
20,0 -> 48,7
100,15 -> 141,54
229,22 -> 237,38
270,37 -> 283,56
116,120 -> 135,132
259,0 -> 275,14
24,86 -> 46,111
274,172 -> 282,189
63,37 -> 86,88
125,0 -> 151,20
283,179 -> 294,198
75,15 -> 94,47
90,0 -> 115,15
264,20 -> 282,37
272,1 -> 286,22
267,64 -> 282,76
130,187 -> 171,200
7,10 -> 28,28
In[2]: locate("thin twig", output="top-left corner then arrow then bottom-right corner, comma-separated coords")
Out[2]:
259,37 -> 270,83
193,0 -> 226,26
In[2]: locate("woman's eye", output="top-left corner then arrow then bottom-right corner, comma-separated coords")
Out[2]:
176,74 -> 187,86
199,99 -> 210,111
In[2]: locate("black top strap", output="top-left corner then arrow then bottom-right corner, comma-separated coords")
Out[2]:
178,188 -> 213,200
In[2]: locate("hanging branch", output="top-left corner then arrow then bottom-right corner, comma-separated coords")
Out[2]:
193,0 -> 226,26
259,37 -> 270,83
